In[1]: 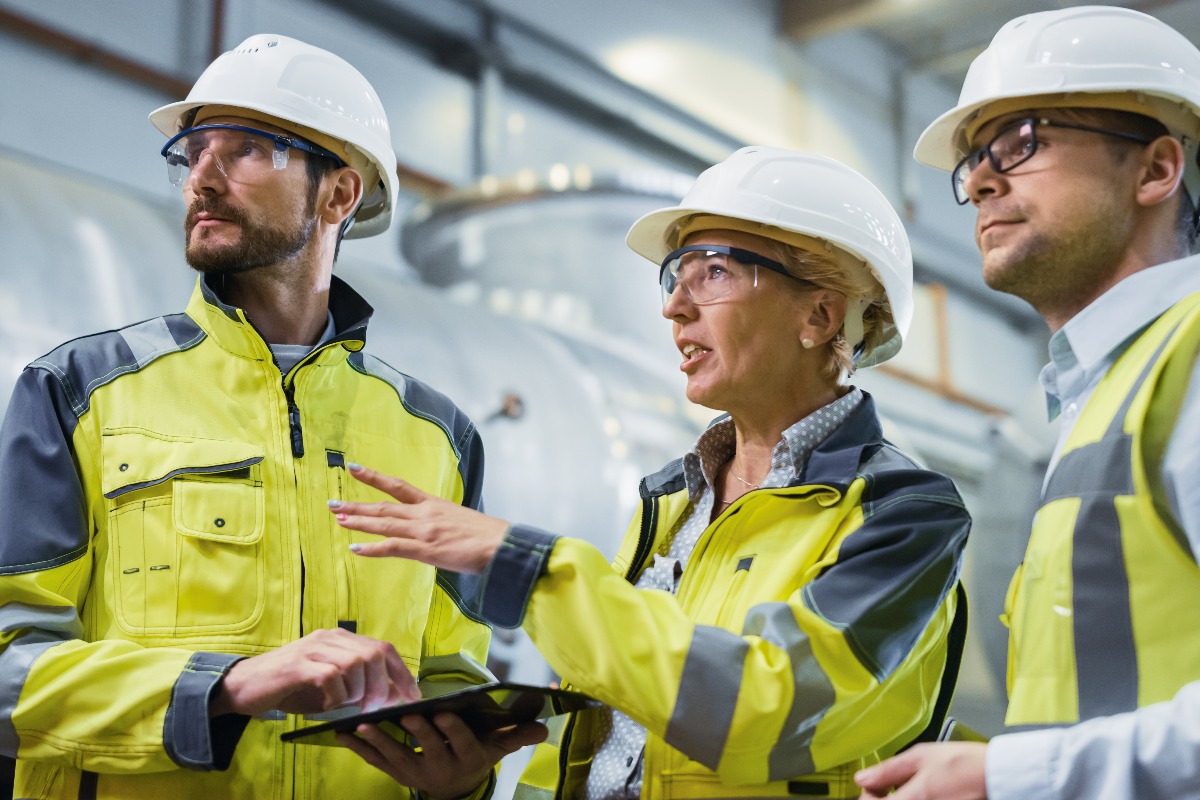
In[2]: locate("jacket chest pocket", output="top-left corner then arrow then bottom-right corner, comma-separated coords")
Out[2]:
102,429 -> 266,636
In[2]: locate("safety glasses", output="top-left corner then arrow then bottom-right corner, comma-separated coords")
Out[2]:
160,123 -> 346,187
659,245 -> 815,306
952,117 -> 1155,204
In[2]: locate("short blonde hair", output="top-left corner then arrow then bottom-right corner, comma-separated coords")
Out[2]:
758,238 -> 893,382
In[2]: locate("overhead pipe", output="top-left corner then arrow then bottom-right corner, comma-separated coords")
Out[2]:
0,7 -> 192,98
0,5 -> 453,200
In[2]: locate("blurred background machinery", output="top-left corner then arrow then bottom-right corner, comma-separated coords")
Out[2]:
2,0 -> 1136,793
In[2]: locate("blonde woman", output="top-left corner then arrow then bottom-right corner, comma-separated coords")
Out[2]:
331,147 -> 970,800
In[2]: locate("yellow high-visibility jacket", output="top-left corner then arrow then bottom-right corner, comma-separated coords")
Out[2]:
0,276 -> 493,800
1004,290 -> 1200,727
475,395 -> 969,799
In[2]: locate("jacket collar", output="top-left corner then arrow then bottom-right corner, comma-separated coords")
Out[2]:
640,391 -> 884,499
801,391 -> 882,489
188,273 -> 373,360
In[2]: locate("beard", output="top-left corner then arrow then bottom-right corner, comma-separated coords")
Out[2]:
185,197 -> 316,274
979,200 -> 1130,317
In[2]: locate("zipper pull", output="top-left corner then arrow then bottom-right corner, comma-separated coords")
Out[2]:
286,388 -> 305,458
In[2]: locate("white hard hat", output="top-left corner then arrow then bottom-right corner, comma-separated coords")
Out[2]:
915,6 -> 1200,172
626,146 -> 913,367
150,34 -> 398,239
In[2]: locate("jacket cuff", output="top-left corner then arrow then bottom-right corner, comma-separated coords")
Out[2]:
164,651 -> 250,771
477,525 -> 558,629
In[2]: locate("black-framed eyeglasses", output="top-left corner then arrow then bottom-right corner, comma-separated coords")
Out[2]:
160,123 -> 347,187
952,117 -> 1156,205
659,244 -> 815,306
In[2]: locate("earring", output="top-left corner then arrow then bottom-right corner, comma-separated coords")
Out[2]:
801,338 -> 815,350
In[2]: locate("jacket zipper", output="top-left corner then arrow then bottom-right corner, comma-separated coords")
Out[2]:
553,712 -> 578,800
625,489 -> 658,581
285,381 -> 304,458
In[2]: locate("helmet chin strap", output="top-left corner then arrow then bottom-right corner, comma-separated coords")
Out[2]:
1182,139 -> 1200,239
841,295 -> 872,355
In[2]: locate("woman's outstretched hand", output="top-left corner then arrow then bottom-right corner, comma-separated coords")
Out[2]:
329,463 -> 509,574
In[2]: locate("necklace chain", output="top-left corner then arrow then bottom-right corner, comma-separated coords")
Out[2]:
729,463 -> 760,490
717,462 -> 761,507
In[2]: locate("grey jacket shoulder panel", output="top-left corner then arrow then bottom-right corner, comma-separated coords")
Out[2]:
347,351 -> 484,509
28,314 -> 204,418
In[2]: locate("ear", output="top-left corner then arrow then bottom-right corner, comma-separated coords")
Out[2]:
799,290 -> 848,347
1135,135 -> 1186,209
318,167 -> 365,228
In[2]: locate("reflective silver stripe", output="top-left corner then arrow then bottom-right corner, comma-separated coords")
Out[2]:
744,602 -> 835,780
513,785 -> 555,800
118,317 -> 177,367
416,652 -> 496,686
1037,328 -> 1177,720
543,712 -> 568,747
664,625 -> 748,770
0,602 -> 82,639
0,604 -> 81,756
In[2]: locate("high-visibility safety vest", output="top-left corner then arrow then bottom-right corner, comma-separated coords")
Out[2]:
1004,290 -> 1200,727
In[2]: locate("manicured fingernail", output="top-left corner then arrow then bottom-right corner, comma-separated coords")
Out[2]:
349,543 -> 363,552
326,499 -> 342,509
347,462 -> 364,472
338,514 -> 349,522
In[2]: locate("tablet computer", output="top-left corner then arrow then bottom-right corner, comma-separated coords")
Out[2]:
281,682 -> 593,744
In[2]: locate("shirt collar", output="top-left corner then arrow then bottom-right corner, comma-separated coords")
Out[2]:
194,273 -> 373,357
681,387 -> 864,500
1041,255 -> 1200,419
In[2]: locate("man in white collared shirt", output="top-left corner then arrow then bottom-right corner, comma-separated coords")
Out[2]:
857,6 -> 1200,800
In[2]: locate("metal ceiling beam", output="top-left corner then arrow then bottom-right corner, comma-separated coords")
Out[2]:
320,0 -> 743,175
0,7 -> 193,98
780,0 -> 938,42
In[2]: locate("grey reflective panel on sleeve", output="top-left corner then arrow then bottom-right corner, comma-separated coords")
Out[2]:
0,604 -> 82,756
744,601 -> 835,780
664,625 -> 748,770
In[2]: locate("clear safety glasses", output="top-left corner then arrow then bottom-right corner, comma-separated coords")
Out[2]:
952,117 -> 1155,204
160,123 -> 346,187
659,245 -> 814,306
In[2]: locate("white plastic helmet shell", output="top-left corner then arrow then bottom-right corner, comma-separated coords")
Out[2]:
915,6 -> 1200,171
150,34 -> 398,239
626,146 -> 913,368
